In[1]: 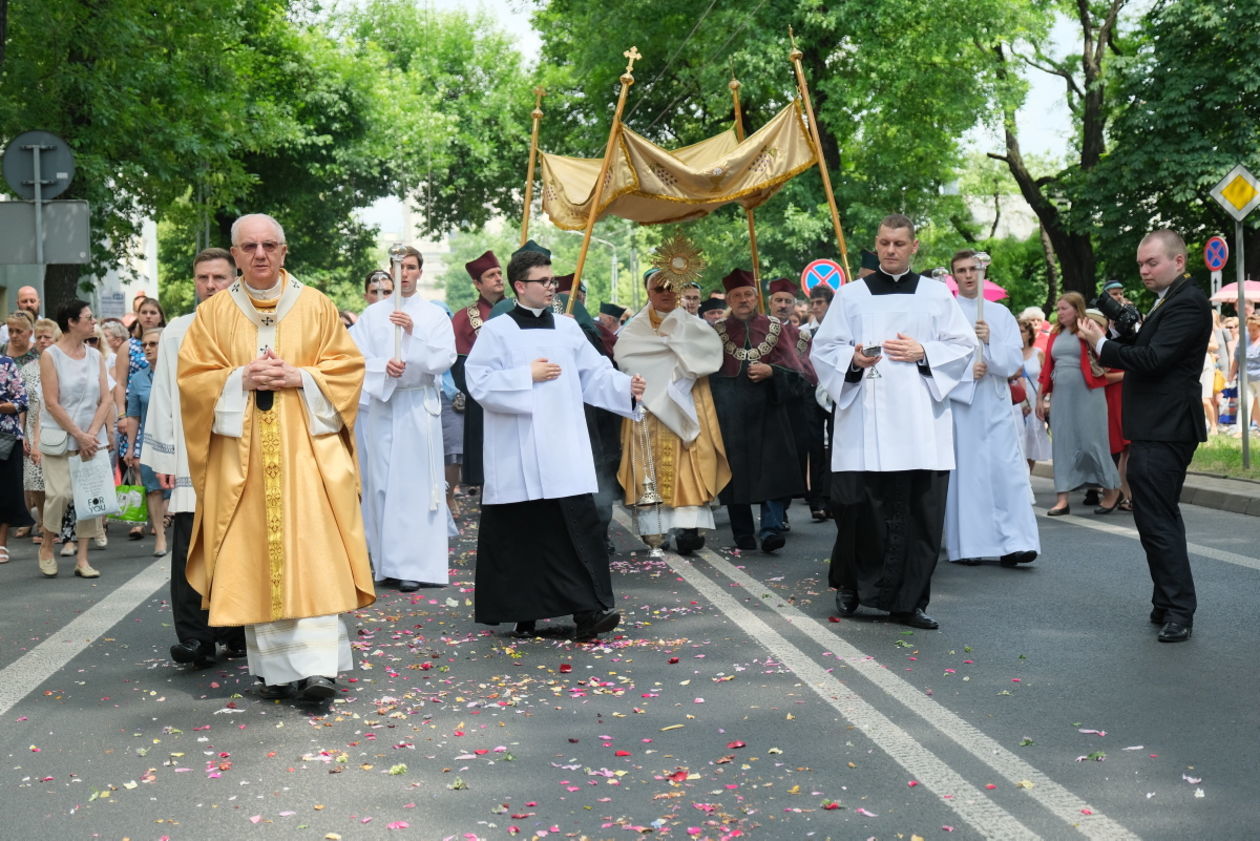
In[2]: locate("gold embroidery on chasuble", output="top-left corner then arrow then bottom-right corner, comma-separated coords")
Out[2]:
259,405 -> 284,619
246,294 -> 287,620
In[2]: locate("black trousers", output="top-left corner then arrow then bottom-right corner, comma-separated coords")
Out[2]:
828,470 -> 948,614
1127,440 -> 1198,624
170,513 -> 244,649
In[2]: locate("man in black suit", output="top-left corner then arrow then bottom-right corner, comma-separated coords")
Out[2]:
1077,230 -> 1212,643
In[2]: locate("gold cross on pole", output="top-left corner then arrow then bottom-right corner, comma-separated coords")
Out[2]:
623,45 -> 642,74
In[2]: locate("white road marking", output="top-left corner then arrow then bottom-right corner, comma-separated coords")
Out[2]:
1040,512 -> 1260,571
615,508 -> 1139,841
698,548 -> 1142,841
0,557 -> 169,718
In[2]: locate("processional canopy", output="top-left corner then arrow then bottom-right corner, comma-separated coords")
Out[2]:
540,102 -> 818,230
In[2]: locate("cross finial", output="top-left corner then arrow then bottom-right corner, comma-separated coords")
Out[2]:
623,45 -> 642,74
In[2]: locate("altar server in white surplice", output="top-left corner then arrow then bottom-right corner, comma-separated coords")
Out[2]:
466,245 -> 644,642
942,250 -> 1040,567
810,214 -> 976,631
351,246 -> 456,592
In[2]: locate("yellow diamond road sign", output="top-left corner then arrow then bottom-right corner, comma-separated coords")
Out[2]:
1210,164 -> 1260,221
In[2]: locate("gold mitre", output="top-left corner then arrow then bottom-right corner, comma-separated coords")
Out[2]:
649,233 -> 707,291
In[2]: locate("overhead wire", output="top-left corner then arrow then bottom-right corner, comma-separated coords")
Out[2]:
638,0 -> 772,135
623,0 -> 721,123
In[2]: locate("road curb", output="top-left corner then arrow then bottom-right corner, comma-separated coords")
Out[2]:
1031,461 -> 1260,518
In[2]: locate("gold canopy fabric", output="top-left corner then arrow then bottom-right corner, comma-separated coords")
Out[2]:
541,101 -> 817,230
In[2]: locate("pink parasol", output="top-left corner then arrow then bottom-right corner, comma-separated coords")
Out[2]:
939,275 -> 1008,301
1209,280 -> 1260,304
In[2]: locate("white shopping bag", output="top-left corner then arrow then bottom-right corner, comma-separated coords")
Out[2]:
68,450 -> 122,519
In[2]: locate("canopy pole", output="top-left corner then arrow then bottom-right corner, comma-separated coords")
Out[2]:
788,28 -> 852,284
729,77 -> 766,314
520,86 -> 546,247
569,46 -> 641,315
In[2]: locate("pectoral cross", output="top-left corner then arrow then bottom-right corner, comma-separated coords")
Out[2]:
260,314 -> 275,327
623,46 -> 641,75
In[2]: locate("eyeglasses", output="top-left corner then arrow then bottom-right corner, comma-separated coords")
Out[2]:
236,241 -> 283,254
142,341 -> 160,348
522,278 -> 559,288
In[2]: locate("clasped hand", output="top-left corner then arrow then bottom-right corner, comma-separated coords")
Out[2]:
747,362 -> 773,382
244,349 -> 301,392
882,333 -> 925,363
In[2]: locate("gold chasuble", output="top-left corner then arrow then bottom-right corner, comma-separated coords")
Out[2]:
179,272 -> 374,627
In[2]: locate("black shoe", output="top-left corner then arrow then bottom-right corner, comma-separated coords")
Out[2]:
674,529 -> 705,556
890,609 -> 939,630
734,535 -> 757,551
398,580 -> 421,592
1083,489 -> 1100,506
999,550 -> 1037,567
222,642 -> 248,659
574,609 -> 621,641
955,558 -> 983,566
760,532 -> 786,553
1157,622 -> 1192,643
511,621 -> 537,639
1094,501 -> 1120,515
810,509 -> 829,522
297,675 -> 337,701
835,590 -> 859,617
256,680 -> 291,700
1046,505 -> 1070,516
170,640 -> 215,668
1149,608 -> 1166,625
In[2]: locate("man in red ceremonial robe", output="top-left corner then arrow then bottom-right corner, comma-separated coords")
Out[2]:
709,269 -> 809,552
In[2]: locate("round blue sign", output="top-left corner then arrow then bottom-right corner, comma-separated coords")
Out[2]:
800,259 -> 845,295
1204,236 -> 1229,271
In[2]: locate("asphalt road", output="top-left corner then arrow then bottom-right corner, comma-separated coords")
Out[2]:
2,474 -> 1258,841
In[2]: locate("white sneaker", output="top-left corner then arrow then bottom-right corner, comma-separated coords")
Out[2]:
60,541 -> 77,557
94,535 -> 108,549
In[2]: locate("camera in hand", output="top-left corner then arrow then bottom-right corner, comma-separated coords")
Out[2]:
1092,292 -> 1141,339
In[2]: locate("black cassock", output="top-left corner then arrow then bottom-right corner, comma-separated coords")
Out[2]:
709,314 -> 807,505
825,269 -> 955,614
450,356 -> 485,487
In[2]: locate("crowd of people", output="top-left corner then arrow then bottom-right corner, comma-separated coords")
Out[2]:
0,212 -> 1242,701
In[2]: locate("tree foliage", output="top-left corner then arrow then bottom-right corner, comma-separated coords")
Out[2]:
1089,0 -> 1260,288
529,0 -> 1046,281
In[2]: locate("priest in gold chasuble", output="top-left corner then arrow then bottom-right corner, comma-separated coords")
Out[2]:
179,214 -> 373,701
615,268 -> 730,555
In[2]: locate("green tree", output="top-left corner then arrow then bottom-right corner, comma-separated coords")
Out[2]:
0,0 -> 289,308
529,0 -> 1049,281
1089,0 -> 1260,288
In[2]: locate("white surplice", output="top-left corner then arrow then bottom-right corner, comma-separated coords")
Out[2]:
351,295 -> 456,584
943,296 -> 1041,560
810,277 -> 976,472
140,312 -> 197,513
466,307 -> 636,505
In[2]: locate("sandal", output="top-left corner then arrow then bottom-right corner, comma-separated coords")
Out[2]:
1118,498 -> 1133,512
128,526 -> 145,541
0,547 -> 9,564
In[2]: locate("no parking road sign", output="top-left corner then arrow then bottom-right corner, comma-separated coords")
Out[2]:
800,259 -> 845,295
1204,236 -> 1229,271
